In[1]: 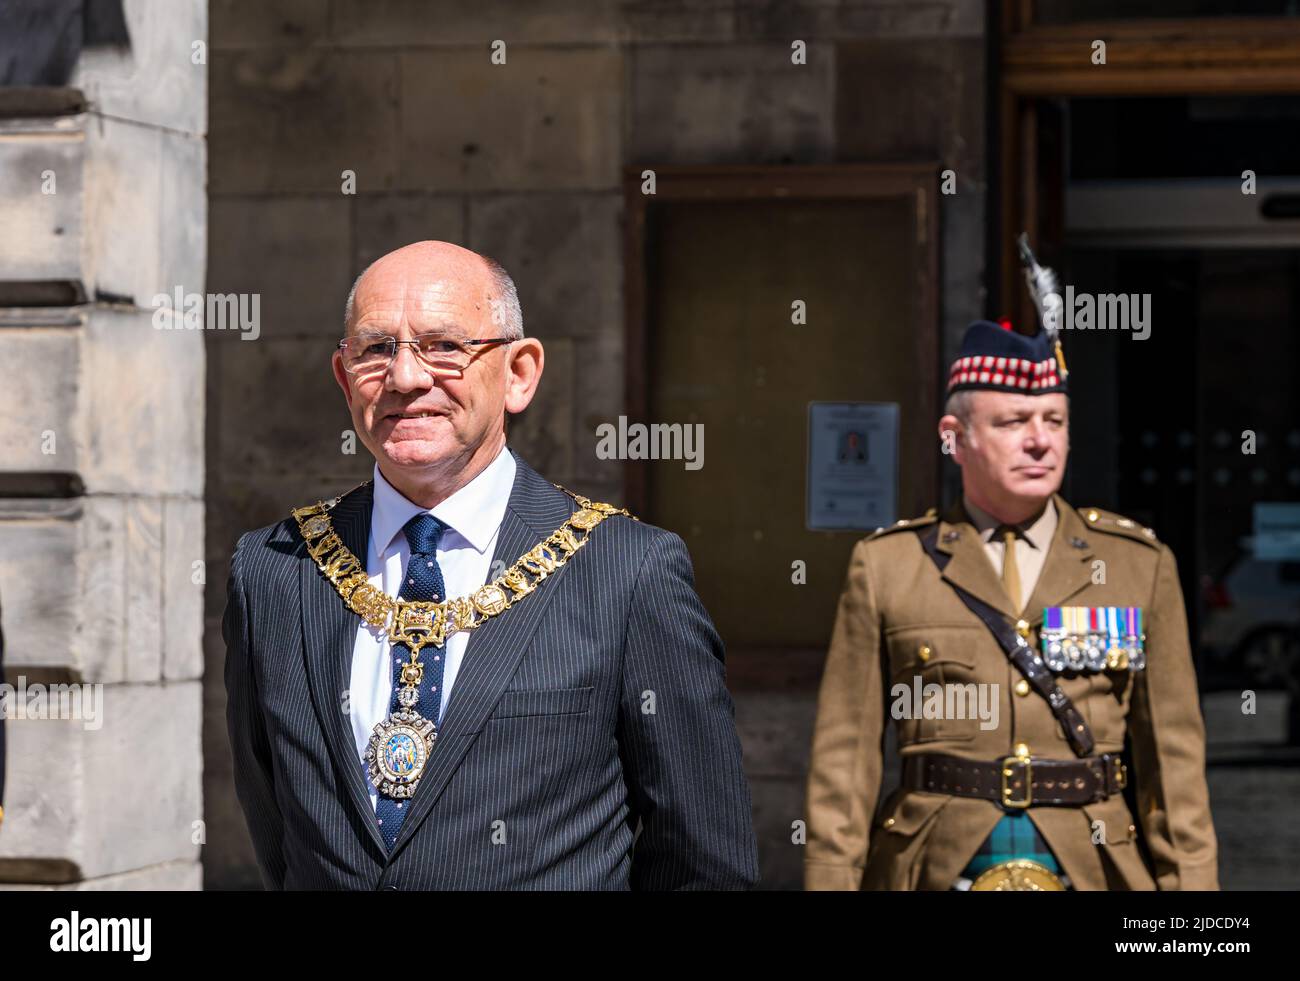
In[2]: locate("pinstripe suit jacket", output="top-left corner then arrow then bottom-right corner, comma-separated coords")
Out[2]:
223,449 -> 758,890
0,595 -> 6,821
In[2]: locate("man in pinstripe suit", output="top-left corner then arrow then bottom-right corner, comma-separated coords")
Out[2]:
224,241 -> 758,890
1,599 -> 6,833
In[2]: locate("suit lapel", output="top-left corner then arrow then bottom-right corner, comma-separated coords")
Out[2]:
298,480 -> 389,857
935,500 -> 1018,620
388,451 -> 579,860
1021,494 -> 1096,627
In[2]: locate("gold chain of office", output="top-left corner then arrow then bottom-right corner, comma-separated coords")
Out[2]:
291,483 -> 636,657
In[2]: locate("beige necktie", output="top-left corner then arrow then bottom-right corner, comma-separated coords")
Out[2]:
997,524 -> 1022,612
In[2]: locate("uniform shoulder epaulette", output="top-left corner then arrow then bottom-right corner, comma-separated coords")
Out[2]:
866,508 -> 938,541
1078,506 -> 1160,548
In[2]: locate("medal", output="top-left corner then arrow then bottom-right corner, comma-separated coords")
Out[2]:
1126,606 -> 1146,670
1084,607 -> 1108,672
365,649 -> 439,799
1064,608 -> 1086,671
1042,606 -> 1146,675
1042,607 -> 1069,672
1103,607 -> 1128,671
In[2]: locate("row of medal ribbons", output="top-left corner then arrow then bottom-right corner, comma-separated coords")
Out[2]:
1040,606 -> 1146,674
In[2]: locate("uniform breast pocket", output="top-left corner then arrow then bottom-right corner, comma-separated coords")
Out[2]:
490,685 -> 594,721
1084,669 -> 1133,749
884,625 -> 983,744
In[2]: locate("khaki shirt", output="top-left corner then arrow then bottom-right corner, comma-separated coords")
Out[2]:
963,495 -> 1057,613
803,494 -> 1219,891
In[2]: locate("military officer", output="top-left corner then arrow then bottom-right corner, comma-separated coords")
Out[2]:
804,319 -> 1219,891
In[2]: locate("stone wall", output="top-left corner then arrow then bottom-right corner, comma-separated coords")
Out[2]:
204,0 -> 986,890
0,0 -> 207,889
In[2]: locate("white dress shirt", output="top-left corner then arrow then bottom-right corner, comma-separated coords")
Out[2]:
348,446 -> 517,809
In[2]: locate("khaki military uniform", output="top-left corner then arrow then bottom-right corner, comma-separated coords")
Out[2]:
804,493 -> 1219,890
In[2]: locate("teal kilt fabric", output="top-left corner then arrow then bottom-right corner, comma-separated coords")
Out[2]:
961,812 -> 1062,877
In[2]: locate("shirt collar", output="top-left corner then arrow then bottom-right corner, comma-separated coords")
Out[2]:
961,494 -> 1058,551
371,446 -> 517,557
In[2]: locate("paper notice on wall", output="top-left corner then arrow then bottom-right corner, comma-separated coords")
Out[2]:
806,401 -> 899,531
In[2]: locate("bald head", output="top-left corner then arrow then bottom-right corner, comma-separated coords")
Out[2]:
343,241 -> 523,340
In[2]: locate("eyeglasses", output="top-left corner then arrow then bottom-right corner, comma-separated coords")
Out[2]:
338,332 -> 513,376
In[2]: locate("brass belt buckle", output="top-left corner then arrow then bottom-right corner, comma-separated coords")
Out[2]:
1113,757 -> 1127,791
1000,754 -> 1033,809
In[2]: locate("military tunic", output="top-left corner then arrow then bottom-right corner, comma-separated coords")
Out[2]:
804,493 -> 1219,890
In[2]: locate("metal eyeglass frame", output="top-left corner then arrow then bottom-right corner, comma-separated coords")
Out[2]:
338,333 -> 514,376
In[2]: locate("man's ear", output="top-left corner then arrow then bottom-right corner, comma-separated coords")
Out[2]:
332,351 -> 355,409
938,414 -> 964,462
504,338 -> 544,415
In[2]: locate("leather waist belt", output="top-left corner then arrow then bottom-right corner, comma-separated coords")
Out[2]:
902,752 -> 1128,808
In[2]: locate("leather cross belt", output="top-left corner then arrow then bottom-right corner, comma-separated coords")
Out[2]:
902,752 -> 1128,808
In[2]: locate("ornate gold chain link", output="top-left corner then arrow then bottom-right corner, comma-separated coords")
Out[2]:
291,482 -> 635,656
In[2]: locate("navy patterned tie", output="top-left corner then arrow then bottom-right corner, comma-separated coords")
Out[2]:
375,512 -> 448,851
